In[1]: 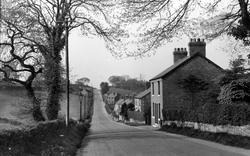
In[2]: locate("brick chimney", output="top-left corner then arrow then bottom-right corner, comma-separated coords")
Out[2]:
173,48 -> 188,63
188,38 -> 206,57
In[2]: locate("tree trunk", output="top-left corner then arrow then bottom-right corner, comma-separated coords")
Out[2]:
44,56 -> 62,120
25,85 -> 45,121
238,0 -> 250,30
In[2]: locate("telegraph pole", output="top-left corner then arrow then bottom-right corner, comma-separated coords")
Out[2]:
65,1 -> 70,126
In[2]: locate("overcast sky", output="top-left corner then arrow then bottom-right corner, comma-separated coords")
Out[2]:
67,28 -> 231,88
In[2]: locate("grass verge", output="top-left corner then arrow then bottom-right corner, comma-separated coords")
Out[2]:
160,123 -> 250,149
0,119 -> 90,156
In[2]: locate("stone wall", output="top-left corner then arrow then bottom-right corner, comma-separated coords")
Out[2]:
164,121 -> 250,137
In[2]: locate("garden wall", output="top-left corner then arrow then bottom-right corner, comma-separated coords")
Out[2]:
128,111 -> 144,122
164,121 -> 250,137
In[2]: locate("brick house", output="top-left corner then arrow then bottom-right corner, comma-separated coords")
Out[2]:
134,89 -> 151,124
106,92 -> 119,105
134,89 -> 151,112
150,38 -> 224,127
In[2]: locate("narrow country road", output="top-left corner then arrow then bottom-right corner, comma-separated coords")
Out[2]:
76,90 -> 250,156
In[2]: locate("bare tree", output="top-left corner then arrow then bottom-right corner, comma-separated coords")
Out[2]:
0,21 -> 45,121
122,0 -> 250,54
2,0 -> 125,120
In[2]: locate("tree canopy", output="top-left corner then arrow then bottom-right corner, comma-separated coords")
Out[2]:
108,75 -> 149,92
0,0 -> 126,120
76,77 -> 90,87
121,0 -> 250,54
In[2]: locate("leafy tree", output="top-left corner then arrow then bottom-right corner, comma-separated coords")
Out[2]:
217,55 -> 250,126
0,21 -> 45,121
230,55 -> 247,74
108,75 -> 149,92
76,77 -> 90,88
120,103 -> 128,120
2,0 -> 125,120
100,82 -> 109,95
108,76 -> 126,87
178,75 -> 209,108
218,55 -> 249,86
218,79 -> 250,105
178,74 -> 209,122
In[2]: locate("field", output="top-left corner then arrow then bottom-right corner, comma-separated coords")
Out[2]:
0,88 -> 87,130
0,87 -> 93,155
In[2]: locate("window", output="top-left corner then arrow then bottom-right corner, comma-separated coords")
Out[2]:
158,103 -> 161,118
158,81 -> 160,95
152,82 -> 154,95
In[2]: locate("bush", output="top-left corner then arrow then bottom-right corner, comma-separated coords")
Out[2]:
217,103 -> 250,126
202,102 -> 219,125
105,104 -> 113,114
218,79 -> 250,105
162,109 -> 186,122
162,103 -> 250,126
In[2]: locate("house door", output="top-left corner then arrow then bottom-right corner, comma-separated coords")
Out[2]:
154,103 -> 160,124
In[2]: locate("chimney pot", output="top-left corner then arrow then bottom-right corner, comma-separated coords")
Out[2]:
188,38 -> 206,57
173,47 -> 188,63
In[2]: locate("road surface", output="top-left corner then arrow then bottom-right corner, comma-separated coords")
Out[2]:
76,90 -> 250,156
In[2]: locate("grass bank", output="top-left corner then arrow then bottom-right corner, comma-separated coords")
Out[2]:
160,123 -> 250,149
0,119 -> 90,156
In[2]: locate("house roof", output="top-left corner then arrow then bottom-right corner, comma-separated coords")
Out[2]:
124,99 -> 133,105
135,89 -> 150,99
150,53 -> 224,81
115,99 -> 125,106
108,93 -> 118,98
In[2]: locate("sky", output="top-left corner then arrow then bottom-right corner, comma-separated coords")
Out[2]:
67,28 -> 232,88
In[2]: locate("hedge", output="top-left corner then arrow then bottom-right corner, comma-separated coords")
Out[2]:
162,102 -> 250,126
0,120 -> 90,156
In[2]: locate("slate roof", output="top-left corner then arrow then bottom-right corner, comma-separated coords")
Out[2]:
150,53 -> 223,81
124,99 -> 133,105
135,89 -> 150,99
108,93 -> 118,98
115,99 -> 125,106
